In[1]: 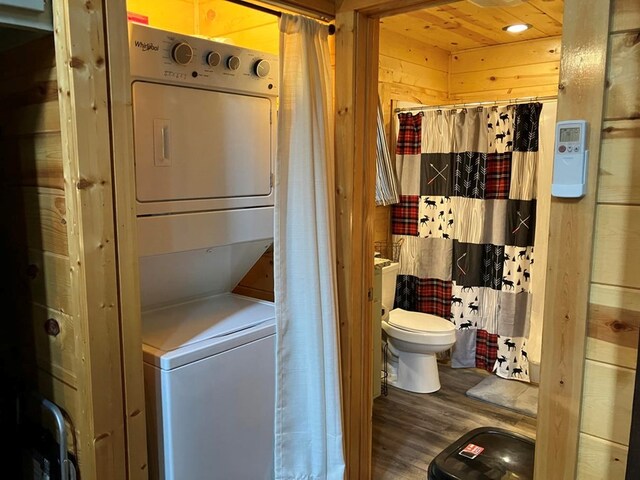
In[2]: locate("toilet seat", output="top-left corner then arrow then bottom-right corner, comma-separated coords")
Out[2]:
382,309 -> 456,348
388,308 -> 455,334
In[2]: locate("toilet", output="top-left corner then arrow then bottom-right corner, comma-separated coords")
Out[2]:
381,261 -> 456,393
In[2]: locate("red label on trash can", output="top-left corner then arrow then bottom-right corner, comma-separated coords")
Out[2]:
459,443 -> 485,459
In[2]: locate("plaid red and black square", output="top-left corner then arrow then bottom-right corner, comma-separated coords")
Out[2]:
396,112 -> 423,155
476,328 -> 499,372
485,152 -> 512,199
391,195 -> 420,236
416,278 -> 452,319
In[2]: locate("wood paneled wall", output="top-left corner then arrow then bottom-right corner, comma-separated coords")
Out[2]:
577,1 -> 640,478
0,35 -> 80,475
377,34 -> 562,114
378,26 -> 449,114
125,0 -> 280,53
374,205 -> 392,248
234,246 -> 275,301
199,0 -> 279,54
449,36 -> 561,103
126,0 -> 197,34
1,2 -> 142,476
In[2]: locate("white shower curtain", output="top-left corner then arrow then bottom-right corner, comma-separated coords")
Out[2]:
274,13 -> 345,480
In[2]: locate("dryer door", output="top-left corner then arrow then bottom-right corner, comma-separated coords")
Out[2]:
133,81 -> 274,210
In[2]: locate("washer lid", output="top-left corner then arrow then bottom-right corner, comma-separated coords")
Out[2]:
388,308 -> 454,333
142,293 -> 275,369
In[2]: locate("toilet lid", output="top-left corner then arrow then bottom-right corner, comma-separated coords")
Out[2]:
389,308 -> 455,333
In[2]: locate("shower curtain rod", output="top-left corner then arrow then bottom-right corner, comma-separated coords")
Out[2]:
394,95 -> 558,113
226,0 -> 336,34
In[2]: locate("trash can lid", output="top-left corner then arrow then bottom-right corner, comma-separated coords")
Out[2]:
428,427 -> 535,480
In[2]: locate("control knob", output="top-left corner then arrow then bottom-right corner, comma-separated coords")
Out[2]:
254,59 -> 271,78
227,55 -> 241,71
206,51 -> 221,67
171,42 -> 193,66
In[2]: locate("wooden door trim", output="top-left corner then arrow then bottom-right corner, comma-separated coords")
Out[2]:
52,1 -> 128,476
335,0 -> 611,478
102,1 -> 149,478
335,10 -> 379,478
534,1 -> 610,477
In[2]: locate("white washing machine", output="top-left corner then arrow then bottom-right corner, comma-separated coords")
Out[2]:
142,294 -> 275,480
129,22 -> 279,479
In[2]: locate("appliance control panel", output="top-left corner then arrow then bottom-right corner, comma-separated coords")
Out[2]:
128,22 -> 278,96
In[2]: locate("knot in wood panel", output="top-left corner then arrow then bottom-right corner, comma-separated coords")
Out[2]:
607,320 -> 633,333
26,263 -> 39,279
76,178 -> 94,189
94,432 -> 111,443
44,318 -> 61,337
69,56 -> 85,69
627,32 -> 640,47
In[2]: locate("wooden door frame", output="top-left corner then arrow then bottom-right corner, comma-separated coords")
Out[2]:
52,1 -> 130,477
334,0 -> 611,478
102,1 -> 149,478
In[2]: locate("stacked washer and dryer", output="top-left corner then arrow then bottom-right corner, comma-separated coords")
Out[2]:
128,23 -> 278,479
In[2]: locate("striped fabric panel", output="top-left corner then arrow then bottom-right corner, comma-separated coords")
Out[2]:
376,100 -> 399,205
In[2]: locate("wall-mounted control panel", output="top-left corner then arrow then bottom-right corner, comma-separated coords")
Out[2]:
128,22 -> 278,96
552,120 -> 588,198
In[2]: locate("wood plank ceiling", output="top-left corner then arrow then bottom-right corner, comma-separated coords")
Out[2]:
380,0 -> 564,52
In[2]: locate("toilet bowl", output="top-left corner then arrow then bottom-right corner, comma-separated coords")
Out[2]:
380,261 -> 456,393
382,308 -> 456,393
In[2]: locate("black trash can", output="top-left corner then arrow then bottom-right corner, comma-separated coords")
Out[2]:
428,427 -> 535,480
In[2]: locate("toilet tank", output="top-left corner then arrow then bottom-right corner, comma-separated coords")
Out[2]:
380,261 -> 400,312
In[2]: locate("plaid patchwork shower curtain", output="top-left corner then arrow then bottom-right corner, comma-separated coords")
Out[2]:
392,103 -> 542,382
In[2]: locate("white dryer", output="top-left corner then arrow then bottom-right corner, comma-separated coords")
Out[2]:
129,22 -> 279,480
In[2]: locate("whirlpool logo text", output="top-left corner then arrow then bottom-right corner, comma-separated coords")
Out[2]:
134,40 -> 159,52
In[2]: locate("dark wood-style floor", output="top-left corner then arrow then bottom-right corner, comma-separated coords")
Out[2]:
372,364 -> 537,479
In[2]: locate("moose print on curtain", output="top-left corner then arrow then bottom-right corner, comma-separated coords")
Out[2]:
392,103 -> 542,382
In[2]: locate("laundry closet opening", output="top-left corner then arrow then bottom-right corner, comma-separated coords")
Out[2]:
371,1 -> 562,477
124,1 -> 280,477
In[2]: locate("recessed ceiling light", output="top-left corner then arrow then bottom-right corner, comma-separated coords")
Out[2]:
503,23 -> 531,33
